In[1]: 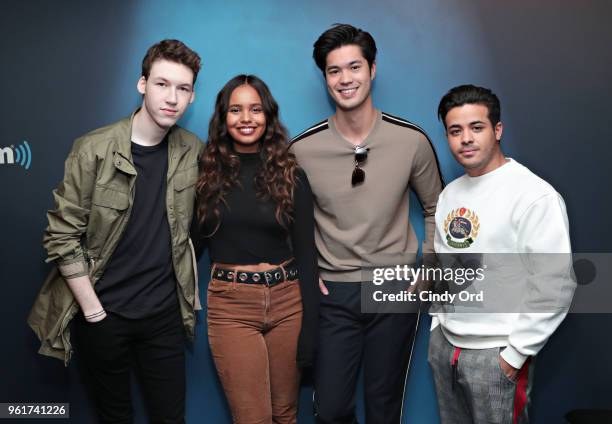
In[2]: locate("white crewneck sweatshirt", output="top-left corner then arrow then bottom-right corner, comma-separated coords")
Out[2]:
431,158 -> 575,369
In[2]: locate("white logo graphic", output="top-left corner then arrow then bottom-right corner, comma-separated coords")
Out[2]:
0,141 -> 32,170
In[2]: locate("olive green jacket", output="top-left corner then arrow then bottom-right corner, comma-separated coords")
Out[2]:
28,113 -> 204,364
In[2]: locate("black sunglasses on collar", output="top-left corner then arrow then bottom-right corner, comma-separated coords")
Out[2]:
351,145 -> 370,186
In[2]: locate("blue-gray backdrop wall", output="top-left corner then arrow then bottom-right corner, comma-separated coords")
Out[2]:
1,0 -> 610,422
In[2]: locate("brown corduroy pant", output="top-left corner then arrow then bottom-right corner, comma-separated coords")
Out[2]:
207,263 -> 303,424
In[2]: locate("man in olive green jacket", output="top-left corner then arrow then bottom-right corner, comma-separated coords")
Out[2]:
28,39 -> 203,423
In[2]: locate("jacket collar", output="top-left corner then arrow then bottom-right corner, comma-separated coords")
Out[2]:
112,109 -> 189,175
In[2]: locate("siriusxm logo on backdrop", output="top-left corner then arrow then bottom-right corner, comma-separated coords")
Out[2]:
0,141 -> 32,170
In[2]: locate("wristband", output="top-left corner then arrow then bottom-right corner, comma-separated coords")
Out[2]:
84,309 -> 106,319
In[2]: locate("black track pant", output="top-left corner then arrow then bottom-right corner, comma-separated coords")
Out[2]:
313,281 -> 419,424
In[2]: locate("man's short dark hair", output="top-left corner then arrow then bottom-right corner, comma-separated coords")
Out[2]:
438,84 -> 501,128
313,24 -> 377,73
141,39 -> 201,84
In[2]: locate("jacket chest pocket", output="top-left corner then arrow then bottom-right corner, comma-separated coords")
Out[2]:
173,165 -> 198,223
87,185 -> 130,252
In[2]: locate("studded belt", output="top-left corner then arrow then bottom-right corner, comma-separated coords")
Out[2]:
211,260 -> 298,286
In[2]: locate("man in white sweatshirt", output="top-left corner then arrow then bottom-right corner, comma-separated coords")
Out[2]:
429,84 -> 575,424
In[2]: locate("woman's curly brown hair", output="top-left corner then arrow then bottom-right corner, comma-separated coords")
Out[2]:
196,75 -> 298,236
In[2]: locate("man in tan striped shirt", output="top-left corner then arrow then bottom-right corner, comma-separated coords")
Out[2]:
290,24 -> 443,424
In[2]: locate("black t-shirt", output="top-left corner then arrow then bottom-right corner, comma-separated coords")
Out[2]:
196,151 -> 319,367
96,138 -> 178,319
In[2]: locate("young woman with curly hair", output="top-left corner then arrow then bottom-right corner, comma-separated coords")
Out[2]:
195,75 -> 318,424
